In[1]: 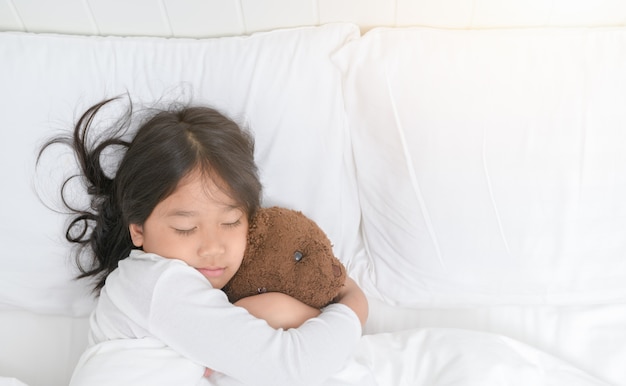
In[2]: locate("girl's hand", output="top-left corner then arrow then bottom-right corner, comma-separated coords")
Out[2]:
235,292 -> 321,329
333,277 -> 368,327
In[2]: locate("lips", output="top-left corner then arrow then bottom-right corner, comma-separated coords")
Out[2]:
197,267 -> 225,278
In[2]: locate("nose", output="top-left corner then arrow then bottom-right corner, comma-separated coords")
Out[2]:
198,228 -> 225,259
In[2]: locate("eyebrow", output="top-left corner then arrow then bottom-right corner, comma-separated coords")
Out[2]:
165,205 -> 240,218
166,210 -> 198,218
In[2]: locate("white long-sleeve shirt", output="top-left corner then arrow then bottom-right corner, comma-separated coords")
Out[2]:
70,250 -> 362,386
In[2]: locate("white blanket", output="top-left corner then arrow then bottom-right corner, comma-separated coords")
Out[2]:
345,328 -> 611,386
0,379 -> 28,386
59,328 -> 610,386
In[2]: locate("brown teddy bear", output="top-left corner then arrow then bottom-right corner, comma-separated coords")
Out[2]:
222,206 -> 346,309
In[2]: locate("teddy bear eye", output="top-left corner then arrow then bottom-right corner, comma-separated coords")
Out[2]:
294,251 -> 303,262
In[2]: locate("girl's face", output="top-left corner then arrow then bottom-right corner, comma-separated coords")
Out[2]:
128,170 -> 248,289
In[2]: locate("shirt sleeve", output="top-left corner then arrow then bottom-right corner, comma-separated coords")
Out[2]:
146,261 -> 362,386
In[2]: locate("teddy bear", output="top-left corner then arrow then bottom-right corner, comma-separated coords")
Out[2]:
222,206 -> 346,309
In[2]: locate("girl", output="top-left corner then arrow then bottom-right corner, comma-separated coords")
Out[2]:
40,97 -> 368,385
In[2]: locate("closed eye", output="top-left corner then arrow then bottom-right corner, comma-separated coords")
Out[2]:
223,219 -> 242,228
174,227 -> 196,236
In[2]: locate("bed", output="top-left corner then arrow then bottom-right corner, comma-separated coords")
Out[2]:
1,1 -> 626,385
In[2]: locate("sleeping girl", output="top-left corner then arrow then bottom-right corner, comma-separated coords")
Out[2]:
39,96 -> 368,385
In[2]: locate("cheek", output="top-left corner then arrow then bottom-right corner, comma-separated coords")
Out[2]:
234,231 -> 248,257
229,228 -> 248,261
141,227 -> 185,256
141,234 -> 169,255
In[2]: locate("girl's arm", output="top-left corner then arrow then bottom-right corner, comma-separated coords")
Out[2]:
235,292 -> 321,329
143,262 -> 363,386
332,277 -> 369,327
234,276 -> 368,330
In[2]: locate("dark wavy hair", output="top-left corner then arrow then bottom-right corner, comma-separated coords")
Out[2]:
38,97 -> 262,293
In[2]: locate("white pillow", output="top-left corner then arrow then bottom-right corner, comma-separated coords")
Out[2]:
334,27 -> 626,307
0,23 -> 362,316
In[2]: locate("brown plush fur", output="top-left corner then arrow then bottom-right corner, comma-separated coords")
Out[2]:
223,206 -> 346,309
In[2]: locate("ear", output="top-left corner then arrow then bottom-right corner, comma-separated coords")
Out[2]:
129,223 -> 145,247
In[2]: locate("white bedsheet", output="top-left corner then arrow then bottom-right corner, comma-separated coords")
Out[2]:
54,328 -> 611,386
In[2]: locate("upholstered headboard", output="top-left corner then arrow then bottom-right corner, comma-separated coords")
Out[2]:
2,0 -> 626,38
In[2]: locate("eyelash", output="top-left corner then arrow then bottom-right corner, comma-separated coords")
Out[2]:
223,219 -> 242,228
175,228 -> 196,236
173,220 -> 241,235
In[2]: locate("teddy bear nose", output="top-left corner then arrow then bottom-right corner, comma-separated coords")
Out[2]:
294,251 -> 303,262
